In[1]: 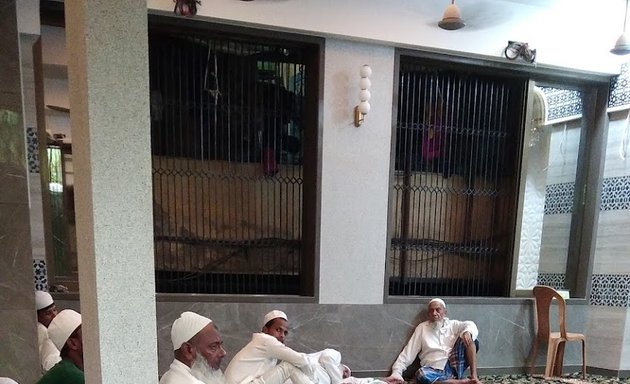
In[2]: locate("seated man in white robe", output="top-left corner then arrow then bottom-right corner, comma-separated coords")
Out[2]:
161,312 -> 228,384
35,290 -> 61,372
224,310 -> 315,384
384,298 -> 481,384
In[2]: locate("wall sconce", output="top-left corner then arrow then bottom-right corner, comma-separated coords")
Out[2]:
354,65 -> 372,127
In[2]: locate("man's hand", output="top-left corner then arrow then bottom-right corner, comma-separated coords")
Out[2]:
384,375 -> 404,384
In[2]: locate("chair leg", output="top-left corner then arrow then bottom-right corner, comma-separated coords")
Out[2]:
553,341 -> 565,377
544,340 -> 560,379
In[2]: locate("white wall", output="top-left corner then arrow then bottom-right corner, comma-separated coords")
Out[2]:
16,0 -> 39,35
318,40 -> 394,304
147,0 -> 627,75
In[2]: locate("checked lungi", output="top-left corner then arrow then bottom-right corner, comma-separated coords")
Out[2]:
414,338 -> 480,384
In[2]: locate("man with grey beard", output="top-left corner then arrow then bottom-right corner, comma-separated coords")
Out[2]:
384,298 -> 481,384
161,312 -> 228,384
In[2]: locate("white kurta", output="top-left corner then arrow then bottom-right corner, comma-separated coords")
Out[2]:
160,359 -> 206,384
307,349 -> 343,384
224,333 -> 311,384
389,318 -> 478,380
37,322 -> 61,372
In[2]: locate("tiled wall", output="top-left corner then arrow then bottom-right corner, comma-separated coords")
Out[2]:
538,67 -> 630,311
540,87 -> 583,122
535,65 -> 630,375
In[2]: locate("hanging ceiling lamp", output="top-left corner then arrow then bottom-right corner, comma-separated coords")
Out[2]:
438,0 -> 465,30
612,0 -> 630,55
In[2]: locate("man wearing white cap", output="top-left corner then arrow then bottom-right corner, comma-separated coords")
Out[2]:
161,311 -> 227,384
384,298 -> 481,384
36,309 -> 84,384
35,290 -> 61,372
224,310 -> 314,384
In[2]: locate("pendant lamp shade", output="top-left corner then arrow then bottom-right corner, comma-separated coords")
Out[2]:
439,0 -> 465,30
612,0 -> 630,55
612,33 -> 630,55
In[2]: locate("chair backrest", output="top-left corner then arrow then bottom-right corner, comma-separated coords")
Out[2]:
532,285 -> 567,339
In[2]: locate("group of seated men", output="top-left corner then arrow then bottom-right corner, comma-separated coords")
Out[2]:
34,293 -> 481,384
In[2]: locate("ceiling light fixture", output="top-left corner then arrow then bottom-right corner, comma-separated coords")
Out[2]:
612,0 -> 630,55
438,0 -> 465,31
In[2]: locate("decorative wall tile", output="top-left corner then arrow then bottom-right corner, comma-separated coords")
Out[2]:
609,63 -> 630,109
537,273 -> 566,290
516,140 -> 548,289
26,127 -> 39,173
539,86 -> 582,122
544,182 -> 574,215
545,176 -> 630,215
590,274 -> 630,307
601,176 -> 630,211
33,259 -> 48,291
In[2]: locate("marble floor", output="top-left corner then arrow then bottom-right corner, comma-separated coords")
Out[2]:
480,374 -> 630,383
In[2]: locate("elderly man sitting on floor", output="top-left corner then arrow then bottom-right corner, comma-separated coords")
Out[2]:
384,298 -> 481,384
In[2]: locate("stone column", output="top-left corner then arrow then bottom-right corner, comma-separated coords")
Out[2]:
0,1 -> 39,382
65,2 -> 158,383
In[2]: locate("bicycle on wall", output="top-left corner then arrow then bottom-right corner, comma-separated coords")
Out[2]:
504,40 -> 536,63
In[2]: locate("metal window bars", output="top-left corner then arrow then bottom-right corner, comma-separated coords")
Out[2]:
149,29 -> 309,294
390,60 -> 523,297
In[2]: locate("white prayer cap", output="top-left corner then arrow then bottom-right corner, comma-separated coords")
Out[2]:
171,311 -> 212,351
48,309 -> 82,351
262,310 -> 287,327
35,290 -> 54,310
0,378 -> 19,384
428,298 -> 446,309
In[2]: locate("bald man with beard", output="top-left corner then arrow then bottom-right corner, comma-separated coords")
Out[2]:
384,298 -> 481,384
161,312 -> 228,384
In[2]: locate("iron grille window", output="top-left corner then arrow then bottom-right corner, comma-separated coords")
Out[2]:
149,24 -> 318,295
389,59 -> 525,297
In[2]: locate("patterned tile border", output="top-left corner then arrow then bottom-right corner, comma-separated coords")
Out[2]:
539,86 -> 583,122
537,273 -> 566,290
538,273 -> 630,307
26,126 -> 39,173
538,62 -> 630,122
544,182 -> 575,215
33,259 -> 48,291
601,176 -> 630,211
545,176 -> 630,214
609,63 -> 630,109
590,274 -> 630,307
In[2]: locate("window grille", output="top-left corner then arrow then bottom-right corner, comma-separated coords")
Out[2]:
389,59 -> 525,297
149,25 -> 317,295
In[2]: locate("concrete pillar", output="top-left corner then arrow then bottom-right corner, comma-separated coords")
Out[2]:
65,2 -> 158,383
0,1 -> 39,382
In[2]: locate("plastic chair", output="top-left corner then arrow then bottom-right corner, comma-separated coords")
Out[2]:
529,285 -> 586,379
